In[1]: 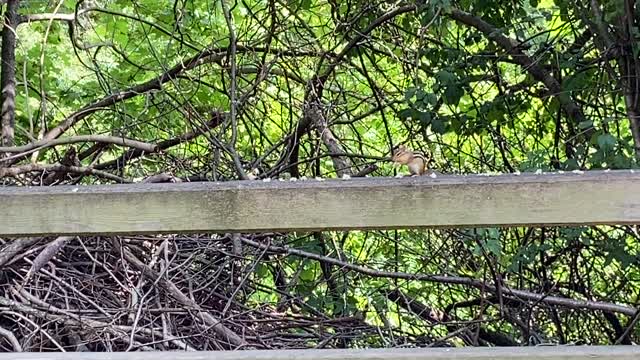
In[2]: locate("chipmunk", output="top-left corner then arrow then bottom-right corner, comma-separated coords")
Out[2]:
391,145 -> 430,176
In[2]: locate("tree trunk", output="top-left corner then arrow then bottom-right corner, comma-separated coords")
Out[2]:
1,0 -> 19,147
620,0 -> 640,160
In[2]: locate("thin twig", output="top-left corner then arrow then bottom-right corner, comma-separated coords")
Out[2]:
0,163 -> 129,183
221,0 -> 248,180
0,134 -> 158,153
615,308 -> 640,344
240,237 -> 638,316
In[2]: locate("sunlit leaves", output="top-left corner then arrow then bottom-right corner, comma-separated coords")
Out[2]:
113,19 -> 129,44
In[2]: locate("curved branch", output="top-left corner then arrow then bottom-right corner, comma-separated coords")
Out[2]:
319,4 -> 418,80
120,244 -> 247,347
19,7 -> 201,52
0,325 -> 21,351
39,49 -> 224,146
221,0 -> 248,180
0,135 -> 157,153
0,296 -> 193,351
449,9 -> 588,129
0,163 -> 129,183
241,237 -> 637,317
37,45 -> 319,158
94,111 -> 225,170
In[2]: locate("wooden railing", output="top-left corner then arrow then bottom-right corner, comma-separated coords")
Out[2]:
2,170 -> 640,236
2,346 -> 640,359
1,169 -> 639,358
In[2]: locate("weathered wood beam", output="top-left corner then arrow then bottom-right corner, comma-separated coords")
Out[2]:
1,346 -> 640,359
2,170 -> 640,236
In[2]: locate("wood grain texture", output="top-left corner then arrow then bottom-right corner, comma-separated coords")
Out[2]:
1,346 -> 639,359
2,170 -> 640,236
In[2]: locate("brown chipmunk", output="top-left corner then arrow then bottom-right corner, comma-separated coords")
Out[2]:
391,144 -> 431,176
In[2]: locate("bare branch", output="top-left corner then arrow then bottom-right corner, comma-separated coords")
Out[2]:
0,134 -> 157,154
449,9 -> 588,129
240,237 -> 638,317
94,112 -> 225,170
0,163 -> 129,182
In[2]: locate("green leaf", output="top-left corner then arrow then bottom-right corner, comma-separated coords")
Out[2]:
613,249 -> 635,269
422,92 -> 438,106
432,0 -> 453,12
402,16 -> 412,31
563,158 -> 579,170
560,227 -> 585,241
578,120 -> 593,129
113,20 -> 129,44
436,70 -> 456,85
300,267 -> 316,281
431,118 -> 446,134
404,87 -> 417,102
450,114 -> 467,132
485,238 -> 501,256
398,108 -> 415,120
563,72 -> 588,92
419,111 -> 432,125
487,105 -> 505,123
597,133 -> 617,150
443,85 -> 463,106
486,228 -> 500,240
398,108 -> 421,121
256,263 -> 269,277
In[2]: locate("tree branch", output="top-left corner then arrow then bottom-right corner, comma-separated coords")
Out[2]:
240,237 -> 637,317
0,163 -> 129,183
0,134 -> 157,153
94,111 -> 225,170
449,9 -> 588,130
36,48 -> 228,152
221,0 -> 248,180
119,242 -> 248,348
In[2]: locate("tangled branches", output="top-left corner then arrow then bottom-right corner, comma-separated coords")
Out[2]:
1,226 -> 639,351
0,235 -> 409,351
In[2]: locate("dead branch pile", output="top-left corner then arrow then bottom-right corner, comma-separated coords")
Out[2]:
0,235 -> 426,351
